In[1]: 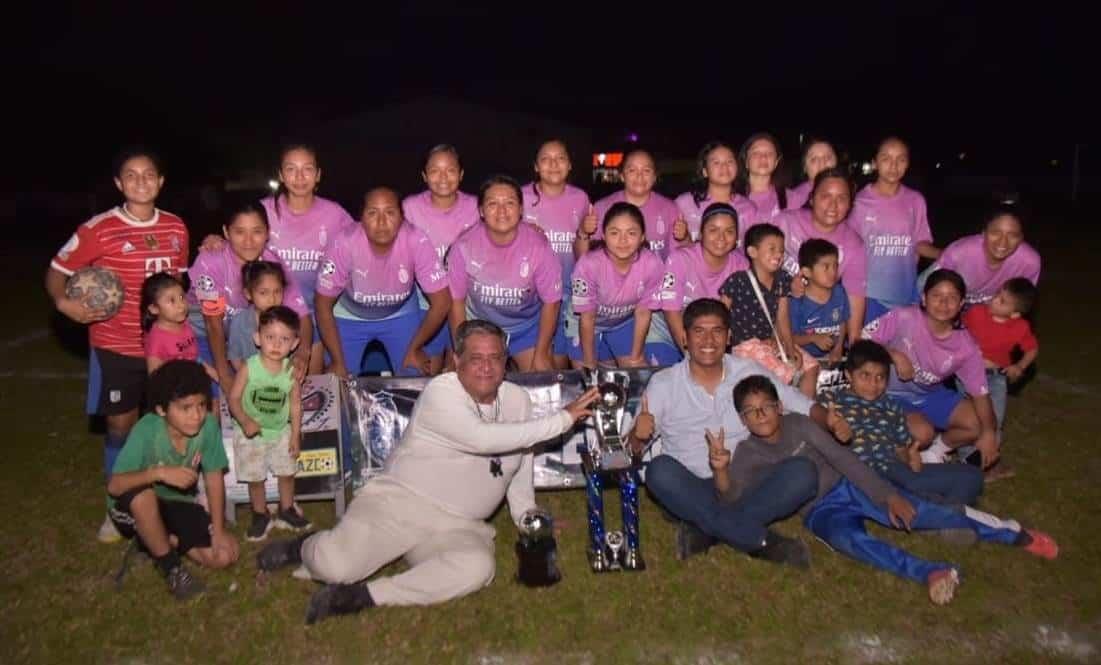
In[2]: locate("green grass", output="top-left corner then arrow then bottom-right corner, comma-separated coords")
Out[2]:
2,224 -> 1099,664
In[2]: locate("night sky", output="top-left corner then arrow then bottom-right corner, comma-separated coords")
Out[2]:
14,4 -> 1093,195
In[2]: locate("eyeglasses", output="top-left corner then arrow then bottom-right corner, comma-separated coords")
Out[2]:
739,401 -> 779,420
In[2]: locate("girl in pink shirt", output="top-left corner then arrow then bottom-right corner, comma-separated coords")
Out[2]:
736,132 -> 788,224
787,138 -> 838,210
674,141 -> 757,244
140,272 -> 201,375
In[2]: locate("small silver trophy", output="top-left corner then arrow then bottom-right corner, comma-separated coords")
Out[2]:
515,508 -> 561,587
579,369 -> 645,573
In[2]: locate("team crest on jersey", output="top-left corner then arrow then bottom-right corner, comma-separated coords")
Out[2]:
861,319 -> 879,336
170,235 -> 180,252
519,260 -> 530,278
398,266 -> 410,284
572,278 -> 589,298
656,217 -> 666,234
940,355 -> 954,373
144,234 -> 159,250
320,260 -> 336,276
661,272 -> 675,290
121,241 -> 136,254
319,228 -> 328,248
831,308 -> 840,322
194,275 -> 216,295
58,233 -> 79,261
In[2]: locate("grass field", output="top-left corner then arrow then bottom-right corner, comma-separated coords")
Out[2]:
1,209 -> 1099,664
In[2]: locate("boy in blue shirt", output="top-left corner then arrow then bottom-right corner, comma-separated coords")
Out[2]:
789,238 -> 850,364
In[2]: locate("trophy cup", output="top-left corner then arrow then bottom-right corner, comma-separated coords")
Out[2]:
578,369 -> 645,573
515,508 -> 561,587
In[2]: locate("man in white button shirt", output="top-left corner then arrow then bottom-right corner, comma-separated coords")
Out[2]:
258,319 -> 598,623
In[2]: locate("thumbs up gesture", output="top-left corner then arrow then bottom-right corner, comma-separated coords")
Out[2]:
706,427 -> 730,471
826,402 -> 852,443
580,204 -> 598,237
672,215 -> 689,242
630,395 -> 655,453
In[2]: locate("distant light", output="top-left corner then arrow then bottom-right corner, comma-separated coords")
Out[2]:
958,152 -> 966,160
597,153 -> 607,166
935,162 -> 942,169
1050,159 -> 1059,167
268,179 -> 279,191
627,132 -> 639,143
860,161 -> 875,176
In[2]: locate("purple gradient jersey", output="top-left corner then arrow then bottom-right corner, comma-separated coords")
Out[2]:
402,190 -> 480,261
748,188 -> 782,224
447,223 -> 562,333
862,305 -> 988,399
593,190 -> 680,260
522,182 -> 590,285
775,208 -> 868,297
786,181 -> 812,210
932,234 -> 1042,305
315,223 -> 448,321
848,185 -> 933,306
187,245 -> 308,332
673,192 -> 758,245
260,195 -> 355,310
660,244 -> 749,312
571,248 -> 664,330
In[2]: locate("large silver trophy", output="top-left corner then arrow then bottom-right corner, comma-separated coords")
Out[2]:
515,508 -> 561,587
578,369 -> 645,572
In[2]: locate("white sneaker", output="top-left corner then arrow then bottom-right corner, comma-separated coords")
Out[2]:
920,436 -> 952,464
98,515 -> 122,544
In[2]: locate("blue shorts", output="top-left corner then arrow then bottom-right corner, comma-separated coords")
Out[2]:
566,319 -> 682,366
194,333 -> 222,399
552,297 -> 575,357
502,320 -> 541,357
889,385 -> 964,431
332,309 -> 427,377
863,298 -> 893,325
86,347 -> 147,415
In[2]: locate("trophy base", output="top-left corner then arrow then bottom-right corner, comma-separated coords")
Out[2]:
587,546 -> 646,573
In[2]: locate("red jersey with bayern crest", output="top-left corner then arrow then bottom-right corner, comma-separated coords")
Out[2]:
51,206 -> 189,357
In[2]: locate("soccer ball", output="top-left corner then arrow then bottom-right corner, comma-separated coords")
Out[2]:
66,267 -> 125,318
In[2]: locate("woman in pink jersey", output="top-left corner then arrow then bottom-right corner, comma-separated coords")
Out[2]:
523,139 -> 593,368
849,137 -> 941,322
863,269 -> 999,469
447,175 -> 562,371
674,141 -> 757,243
569,202 -> 667,368
775,168 -> 867,345
735,132 -> 788,223
923,206 -> 1041,305
661,202 -> 749,349
402,144 -> 481,361
188,202 -> 312,393
786,137 -> 838,209
314,188 -> 451,377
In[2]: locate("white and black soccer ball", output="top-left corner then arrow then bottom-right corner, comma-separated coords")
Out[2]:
661,272 -> 676,290
571,278 -> 589,298
194,275 -> 216,293
320,260 -> 337,277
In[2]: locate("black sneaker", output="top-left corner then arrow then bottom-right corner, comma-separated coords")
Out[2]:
165,565 -> 205,600
247,510 -> 272,542
747,531 -> 811,569
675,521 -> 716,561
306,583 -> 375,625
275,506 -> 312,531
256,532 -> 312,572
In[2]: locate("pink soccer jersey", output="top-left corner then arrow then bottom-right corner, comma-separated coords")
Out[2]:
315,223 -> 448,320
673,192 -> 758,245
775,208 -> 868,297
932,234 -> 1041,304
522,182 -> 590,283
261,195 -> 355,309
660,243 -> 748,311
848,184 -> 933,306
862,304 -> 988,398
571,248 -> 664,330
786,181 -> 812,210
748,188 -> 782,223
402,190 -> 480,260
447,223 -> 562,333
592,190 -> 681,260
187,245 -> 308,327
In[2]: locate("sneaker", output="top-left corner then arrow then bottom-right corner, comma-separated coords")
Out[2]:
165,565 -> 206,600
247,511 -> 273,542
674,521 -> 715,561
305,583 -> 374,625
920,436 -> 952,465
256,532 -> 312,572
275,505 -> 313,531
927,568 -> 960,605
748,531 -> 810,569
98,515 -> 122,544
1021,529 -> 1059,560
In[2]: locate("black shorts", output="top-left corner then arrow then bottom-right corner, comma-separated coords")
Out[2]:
109,486 -> 212,554
87,347 -> 147,416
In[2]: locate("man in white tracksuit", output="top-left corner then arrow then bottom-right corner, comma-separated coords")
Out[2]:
258,319 -> 599,623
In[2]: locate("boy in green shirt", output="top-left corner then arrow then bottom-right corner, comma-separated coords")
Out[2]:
107,360 -> 238,600
228,305 -> 308,542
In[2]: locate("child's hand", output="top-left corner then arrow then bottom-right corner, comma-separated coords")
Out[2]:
672,216 -> 689,242
157,465 -> 199,490
975,430 -> 1000,470
886,494 -> 916,531
200,234 -> 226,253
812,334 -> 835,351
402,347 -> 432,376
290,353 -> 309,384
579,205 -> 598,238
241,417 -> 261,438
201,361 -> 220,384
56,296 -> 111,324
892,353 -> 915,381
1003,364 -> 1025,383
897,440 -> 923,472
827,342 -> 845,365
790,276 -> 807,298
826,403 -> 853,443
706,428 -> 730,470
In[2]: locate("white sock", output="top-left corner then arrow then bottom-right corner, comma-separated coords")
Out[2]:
921,436 -> 952,463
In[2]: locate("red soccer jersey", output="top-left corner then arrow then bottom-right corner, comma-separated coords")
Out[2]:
51,207 -> 190,357
961,303 -> 1038,368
